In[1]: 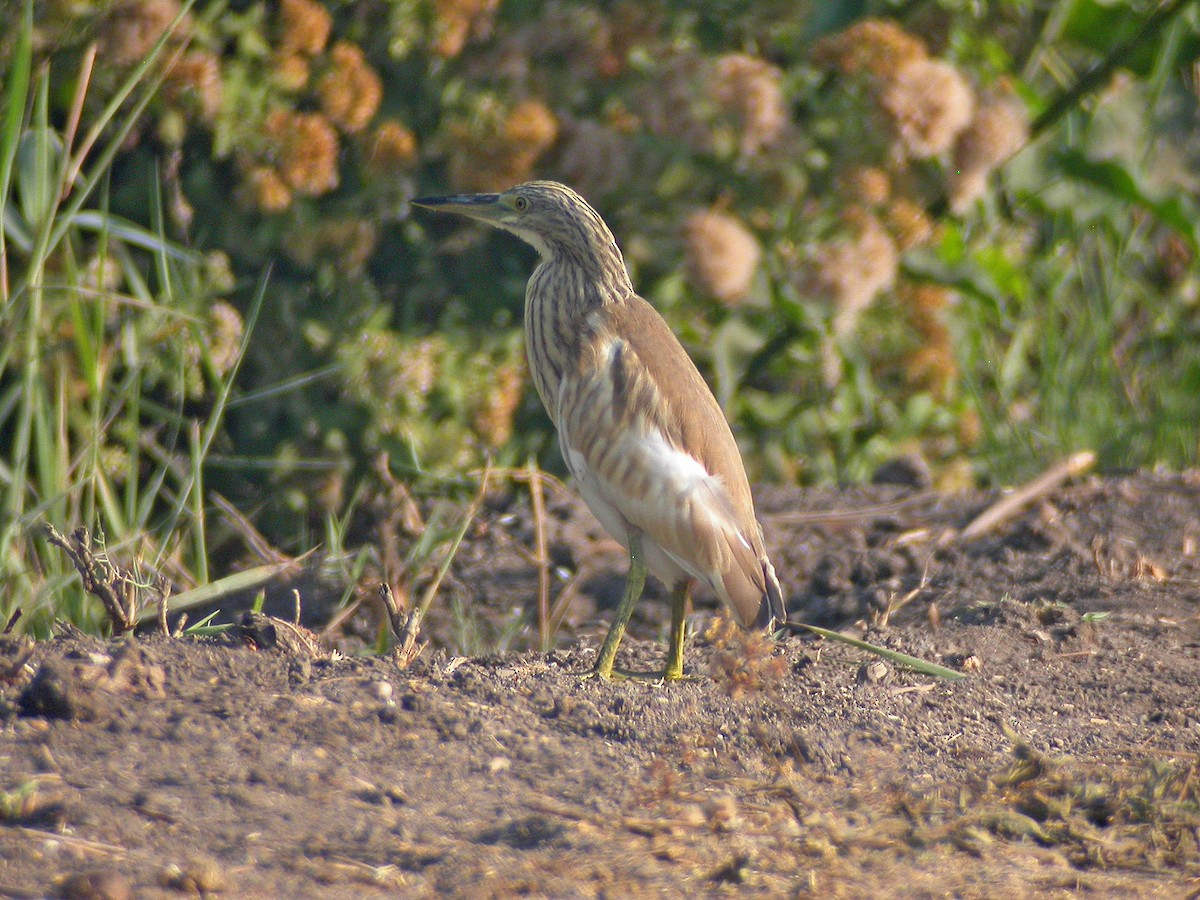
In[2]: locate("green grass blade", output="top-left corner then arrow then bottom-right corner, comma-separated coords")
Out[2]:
134,560 -> 299,625
788,622 -> 967,680
0,0 -> 33,302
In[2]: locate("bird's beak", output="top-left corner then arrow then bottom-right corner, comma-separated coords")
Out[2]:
411,193 -> 505,224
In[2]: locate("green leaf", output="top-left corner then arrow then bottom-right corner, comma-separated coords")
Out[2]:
1052,149 -> 1198,250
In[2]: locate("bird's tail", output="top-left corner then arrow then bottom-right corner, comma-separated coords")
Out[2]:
754,557 -> 786,631
718,533 -> 786,631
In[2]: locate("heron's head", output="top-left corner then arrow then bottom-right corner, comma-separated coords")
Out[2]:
413,181 -> 624,271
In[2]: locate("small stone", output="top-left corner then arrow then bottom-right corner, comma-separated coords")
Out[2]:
372,681 -> 394,702
159,855 -> 227,894
858,660 -> 891,683
56,869 -> 132,900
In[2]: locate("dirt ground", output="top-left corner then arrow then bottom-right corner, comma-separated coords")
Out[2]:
2,471 -> 1199,898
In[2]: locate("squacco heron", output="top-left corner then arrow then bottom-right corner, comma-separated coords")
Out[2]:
414,181 -> 785,679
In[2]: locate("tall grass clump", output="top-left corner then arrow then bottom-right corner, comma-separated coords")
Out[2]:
0,0 -> 249,635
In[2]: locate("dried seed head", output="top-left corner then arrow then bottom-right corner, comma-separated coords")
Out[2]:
885,197 -> 935,251
164,51 -> 222,122
813,18 -> 927,78
882,59 -> 975,160
841,166 -> 892,206
504,99 -> 559,148
812,211 -> 898,334
705,615 -> 788,699
899,284 -> 957,397
278,0 -> 331,56
684,209 -> 762,306
473,363 -> 525,448
242,166 -> 293,213
448,100 -> 558,191
433,0 -> 501,59
317,42 -> 383,134
101,0 -> 185,68
264,110 -> 340,196
710,53 -> 788,157
949,93 -> 1029,213
207,301 -> 245,377
365,121 -> 419,173
272,52 -> 311,92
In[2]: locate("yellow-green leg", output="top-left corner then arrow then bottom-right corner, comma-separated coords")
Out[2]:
592,532 -> 646,679
662,583 -> 689,681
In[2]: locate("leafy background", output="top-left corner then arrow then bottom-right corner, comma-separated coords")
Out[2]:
1,0 -> 1198,637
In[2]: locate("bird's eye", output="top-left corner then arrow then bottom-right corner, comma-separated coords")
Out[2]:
514,196 -> 529,211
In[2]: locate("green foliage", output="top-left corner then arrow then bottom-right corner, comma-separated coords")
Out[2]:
1,0 -> 1198,632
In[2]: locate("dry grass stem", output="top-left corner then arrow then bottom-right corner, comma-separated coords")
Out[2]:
212,492 -> 290,564
526,459 -> 552,650
380,582 -> 425,669
60,43 -> 97,200
958,451 -> 1096,542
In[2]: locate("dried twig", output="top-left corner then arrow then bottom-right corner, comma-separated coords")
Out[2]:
380,583 -> 425,669
764,490 -> 939,525
42,524 -> 145,634
526,458 -> 552,650
157,588 -> 170,638
211,492 -> 290,564
957,451 -> 1096,542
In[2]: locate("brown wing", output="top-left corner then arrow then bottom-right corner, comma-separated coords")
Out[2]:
593,296 -> 785,628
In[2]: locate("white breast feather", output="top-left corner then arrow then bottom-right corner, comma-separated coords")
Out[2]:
556,340 -> 750,596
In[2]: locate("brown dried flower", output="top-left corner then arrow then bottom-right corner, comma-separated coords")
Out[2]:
813,18 -> 927,79
841,167 -> 891,206
264,109 -> 340,196
365,121 -> 419,174
885,197 -> 935,251
899,284 -> 957,397
710,54 -> 788,157
556,119 -> 632,198
705,616 -> 788,699
272,52 -> 311,92
287,219 -> 379,274
242,166 -> 293,213
473,363 -> 525,448
207,301 -> 245,377
317,42 -> 383,134
279,0 -> 331,56
164,51 -> 222,122
812,210 -> 898,337
101,0 -> 184,68
504,99 -> 559,149
949,93 -> 1029,213
881,59 -> 975,160
433,0 -> 501,59
684,209 -> 761,306
448,99 -> 558,191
